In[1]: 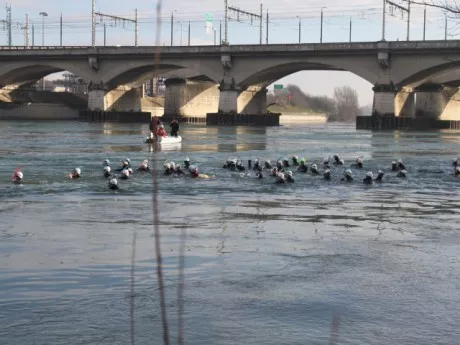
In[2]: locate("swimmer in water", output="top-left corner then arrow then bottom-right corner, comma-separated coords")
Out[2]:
455,167 -> 460,177
12,171 -> 23,184
341,169 -> 353,182
253,158 -> 262,172
170,162 -> 176,173
164,163 -> 173,175
453,158 -> 458,168
120,169 -> 130,180
333,154 -> 344,165
175,164 -> 185,175
138,160 -> 150,172
375,170 -> 385,182
323,169 -> 331,180
391,161 -> 399,171
355,157 -> 364,169
103,159 -> 110,167
397,159 -> 406,170
276,160 -> 283,171
397,169 -> 407,178
236,160 -> 246,172
103,166 -> 111,178
108,177 -> 119,190
116,160 -> 129,172
363,171 -> 374,184
184,157 -> 191,170
275,172 -> 286,184
282,159 -> 290,168
255,171 -> 264,179
297,159 -> 308,173
69,168 -> 81,179
310,164 -> 319,175
285,170 -> 294,183
127,168 -> 134,176
323,157 -> 330,170
265,160 -> 272,169
292,156 -> 300,166
271,167 -> 279,177
190,166 -> 213,179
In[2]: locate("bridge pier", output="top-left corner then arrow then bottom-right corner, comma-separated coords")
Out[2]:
439,87 -> 460,120
218,83 -> 239,113
238,86 -> 268,114
395,89 -> 415,118
87,83 -> 142,112
414,84 -> 446,119
372,84 -> 395,116
163,78 -> 219,120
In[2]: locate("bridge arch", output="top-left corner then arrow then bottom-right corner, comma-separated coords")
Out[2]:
0,61 -> 95,89
398,61 -> 460,89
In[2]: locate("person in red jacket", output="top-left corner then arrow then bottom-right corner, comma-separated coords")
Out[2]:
157,124 -> 167,137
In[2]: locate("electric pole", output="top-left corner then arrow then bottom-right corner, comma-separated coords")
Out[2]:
92,0 -> 96,47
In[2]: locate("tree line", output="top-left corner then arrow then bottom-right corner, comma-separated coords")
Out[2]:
268,84 -> 363,122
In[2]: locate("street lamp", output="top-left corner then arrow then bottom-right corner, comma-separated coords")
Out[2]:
296,16 -> 301,44
39,12 -> 48,46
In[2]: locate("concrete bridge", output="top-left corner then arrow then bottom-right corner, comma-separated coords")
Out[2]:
1,40 -> 460,120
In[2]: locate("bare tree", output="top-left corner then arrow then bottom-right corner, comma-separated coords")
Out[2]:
399,0 -> 460,13
332,86 -> 361,122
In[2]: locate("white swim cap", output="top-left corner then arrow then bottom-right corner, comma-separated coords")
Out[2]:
277,173 -> 285,180
357,157 -> 363,163
366,171 -> 373,177
345,169 -> 352,176
324,169 -> 331,174
185,157 -> 190,162
286,170 -> 293,177
122,169 -> 130,177
165,163 -> 171,169
104,166 -> 111,173
74,168 -> 81,175
312,164 -> 318,169
103,159 -> 110,165
109,178 -> 118,186
397,159 -> 403,164
456,167 -> 460,172
401,169 -> 407,174
170,162 -> 176,170
16,171 -> 23,179
378,170 -> 384,174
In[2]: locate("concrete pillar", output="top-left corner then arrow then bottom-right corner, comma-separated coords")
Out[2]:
164,78 -> 219,118
87,82 -> 108,111
87,82 -> 142,112
218,82 -> 239,114
414,84 -> 445,119
395,89 -> 415,118
372,84 -> 395,116
238,86 -> 268,114
440,87 -> 460,120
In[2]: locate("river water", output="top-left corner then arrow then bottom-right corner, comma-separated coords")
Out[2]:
1,121 -> 459,345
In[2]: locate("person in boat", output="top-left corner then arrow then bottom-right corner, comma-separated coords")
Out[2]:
175,164 -> 185,175
453,158 -> 458,168
341,169 -> 353,182
103,159 -> 110,167
12,171 -> 23,184
310,164 -> 319,175
120,169 -> 130,180
157,124 -> 167,138
375,170 -> 385,182
324,169 -> 331,180
138,160 -> 150,172
69,168 -> 81,179
292,156 -> 300,166
282,159 -> 290,168
285,170 -> 295,183
354,157 -> 364,169
103,166 -> 111,178
363,171 -> 374,184
397,169 -> 407,178
455,167 -> 460,177
184,157 -> 191,170
108,177 -> 119,190
397,159 -> 406,170
275,172 -> 286,184
265,160 -> 272,169
170,119 -> 180,137
323,158 -> 331,170
298,159 -> 308,173
391,161 -> 399,171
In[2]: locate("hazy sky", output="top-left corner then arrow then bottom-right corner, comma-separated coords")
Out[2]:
0,0 -> 452,106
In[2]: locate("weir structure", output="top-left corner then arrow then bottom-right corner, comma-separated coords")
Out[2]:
1,41 -> 460,126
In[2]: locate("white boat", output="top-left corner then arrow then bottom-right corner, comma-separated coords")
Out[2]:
144,135 -> 182,145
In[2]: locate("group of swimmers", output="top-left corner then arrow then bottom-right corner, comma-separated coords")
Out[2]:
9,155 -> 459,188
221,155 -> 460,184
